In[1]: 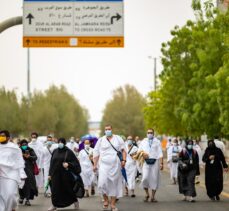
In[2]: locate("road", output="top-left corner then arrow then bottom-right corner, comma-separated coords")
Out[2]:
17,171 -> 229,211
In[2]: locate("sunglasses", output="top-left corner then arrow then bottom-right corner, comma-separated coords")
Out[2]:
147,132 -> 153,134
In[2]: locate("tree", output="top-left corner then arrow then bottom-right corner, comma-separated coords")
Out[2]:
20,85 -> 89,138
0,88 -> 22,135
144,1 -> 229,138
101,84 -> 146,138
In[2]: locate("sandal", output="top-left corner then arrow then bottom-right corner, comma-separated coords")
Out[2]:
143,195 -> 149,202
102,203 -> 109,211
111,208 -> 119,211
150,198 -> 158,203
91,188 -> 95,195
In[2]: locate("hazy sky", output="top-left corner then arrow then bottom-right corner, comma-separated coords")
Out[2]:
0,0 -> 195,121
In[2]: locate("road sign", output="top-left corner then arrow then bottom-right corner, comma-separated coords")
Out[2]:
23,0 -> 124,47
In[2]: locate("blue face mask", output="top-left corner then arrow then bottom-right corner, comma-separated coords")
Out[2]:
105,130 -> 112,137
58,143 -> 64,149
187,145 -> 193,150
47,141 -> 53,146
128,140 -> 133,146
21,145 -> 28,150
147,134 -> 154,140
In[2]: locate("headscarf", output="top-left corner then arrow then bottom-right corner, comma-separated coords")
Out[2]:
19,139 -> 29,152
185,140 -> 193,147
58,138 -> 66,145
206,139 -> 217,155
20,139 -> 28,146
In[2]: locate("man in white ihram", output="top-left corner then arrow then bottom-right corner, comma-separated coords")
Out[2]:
214,136 -> 226,154
0,130 -> 26,211
43,135 -> 58,197
29,132 -> 44,189
66,137 -> 79,157
139,128 -> 163,202
78,140 -> 95,197
93,125 -> 127,211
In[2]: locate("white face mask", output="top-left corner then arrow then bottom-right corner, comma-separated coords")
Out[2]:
70,140 -> 74,143
31,138 -> 37,142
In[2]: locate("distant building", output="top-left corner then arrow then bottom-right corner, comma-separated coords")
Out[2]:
88,121 -> 101,137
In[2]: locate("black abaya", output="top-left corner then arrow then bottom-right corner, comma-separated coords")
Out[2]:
19,147 -> 38,200
202,146 -> 228,198
49,147 -> 81,208
178,148 -> 200,197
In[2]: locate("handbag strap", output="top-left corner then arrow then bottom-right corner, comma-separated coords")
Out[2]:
106,137 -> 118,153
84,149 -> 89,155
128,145 -> 134,154
64,150 -> 68,162
47,147 -> 52,155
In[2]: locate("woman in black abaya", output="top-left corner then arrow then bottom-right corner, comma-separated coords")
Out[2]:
19,139 -> 38,206
202,140 -> 228,201
48,138 -> 81,211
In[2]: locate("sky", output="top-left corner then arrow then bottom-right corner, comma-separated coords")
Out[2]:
0,0 -> 195,121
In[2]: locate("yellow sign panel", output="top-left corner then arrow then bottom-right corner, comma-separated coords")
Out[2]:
23,36 -> 124,47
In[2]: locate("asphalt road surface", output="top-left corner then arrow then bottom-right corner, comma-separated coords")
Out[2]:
18,171 -> 229,211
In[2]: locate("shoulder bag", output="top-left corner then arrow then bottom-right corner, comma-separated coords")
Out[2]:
106,137 -> 123,162
64,150 -> 85,198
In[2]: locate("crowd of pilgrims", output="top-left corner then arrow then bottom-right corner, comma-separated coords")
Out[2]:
0,127 -> 228,211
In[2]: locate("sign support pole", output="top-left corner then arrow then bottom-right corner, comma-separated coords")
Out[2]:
27,48 -> 31,103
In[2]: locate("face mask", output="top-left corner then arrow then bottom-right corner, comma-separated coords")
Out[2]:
47,141 -> 53,146
147,134 -> 154,140
105,130 -> 112,137
85,145 -> 90,150
128,140 -> 133,146
58,143 -> 64,149
31,138 -> 37,142
21,145 -> 28,150
173,143 -> 178,146
187,145 -> 193,150
0,136 -> 7,143
70,140 -> 74,143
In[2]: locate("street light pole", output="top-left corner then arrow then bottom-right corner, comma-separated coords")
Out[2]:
0,16 -> 31,102
148,56 -> 157,91
153,57 -> 157,91
0,16 -> 22,33
27,48 -> 31,102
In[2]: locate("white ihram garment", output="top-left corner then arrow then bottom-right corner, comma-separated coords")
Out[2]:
93,135 -> 125,198
66,142 -> 79,157
29,140 -> 44,188
193,144 -> 203,165
139,138 -> 163,190
79,148 -> 94,189
43,144 -> 58,193
167,145 -> 182,179
0,142 -> 26,211
125,145 -> 138,190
